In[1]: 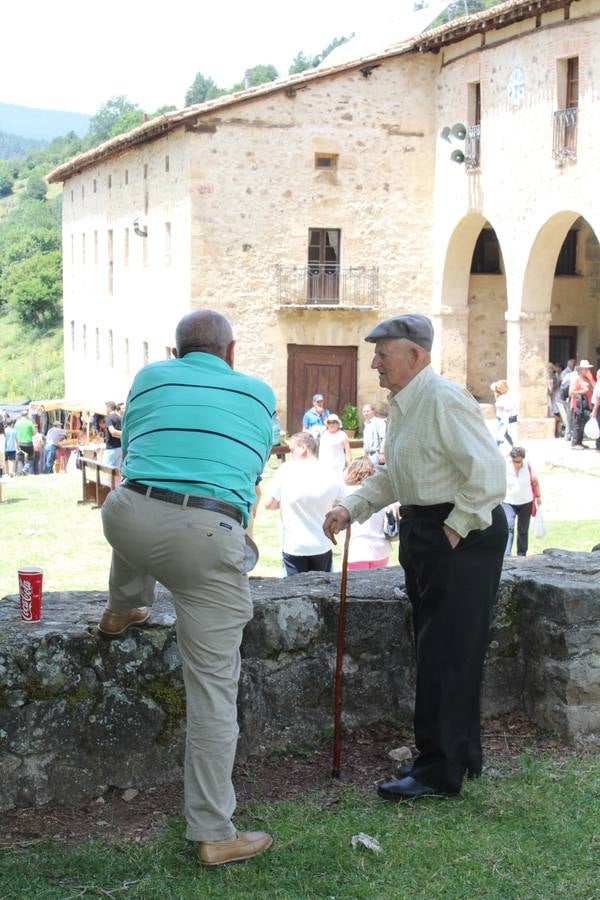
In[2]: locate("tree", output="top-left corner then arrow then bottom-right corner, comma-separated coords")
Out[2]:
3,250 -> 62,328
289,35 -> 352,74
185,72 -> 226,106
7,197 -> 61,230
109,108 -> 144,137
232,64 -> 279,92
0,161 -> 15,197
87,96 -> 143,146
25,172 -> 48,201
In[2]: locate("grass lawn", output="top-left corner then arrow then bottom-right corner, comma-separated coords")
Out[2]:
1,756 -> 599,898
0,463 -> 599,598
1,468 -> 599,895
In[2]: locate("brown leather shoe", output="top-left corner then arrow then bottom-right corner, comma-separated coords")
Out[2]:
196,830 -> 273,867
97,607 -> 150,637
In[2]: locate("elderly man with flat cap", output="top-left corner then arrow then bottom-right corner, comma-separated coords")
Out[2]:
324,313 -> 507,801
98,310 -> 275,866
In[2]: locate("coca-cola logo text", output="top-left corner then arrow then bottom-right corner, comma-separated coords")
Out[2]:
20,579 -> 33,620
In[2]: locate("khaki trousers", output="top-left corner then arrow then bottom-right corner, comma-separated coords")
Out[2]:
101,486 -> 256,842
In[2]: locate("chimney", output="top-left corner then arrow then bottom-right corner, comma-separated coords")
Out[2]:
244,69 -> 251,90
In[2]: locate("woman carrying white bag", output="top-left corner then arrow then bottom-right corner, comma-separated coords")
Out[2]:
587,379 -> 600,449
502,446 -> 543,556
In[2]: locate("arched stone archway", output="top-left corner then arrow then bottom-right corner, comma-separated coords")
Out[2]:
433,213 -> 508,401
511,212 -> 600,424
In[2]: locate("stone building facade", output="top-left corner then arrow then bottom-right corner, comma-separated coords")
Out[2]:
49,0 -> 600,434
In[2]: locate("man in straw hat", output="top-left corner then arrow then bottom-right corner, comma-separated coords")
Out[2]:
323,313 -> 507,801
569,359 -> 596,449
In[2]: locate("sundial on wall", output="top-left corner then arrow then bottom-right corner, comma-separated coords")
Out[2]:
507,67 -> 525,106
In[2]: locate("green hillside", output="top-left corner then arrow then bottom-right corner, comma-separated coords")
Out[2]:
0,312 -> 64,402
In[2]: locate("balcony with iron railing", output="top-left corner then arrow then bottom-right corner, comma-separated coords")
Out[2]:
465,124 -> 481,171
276,264 -> 379,308
553,107 -> 578,161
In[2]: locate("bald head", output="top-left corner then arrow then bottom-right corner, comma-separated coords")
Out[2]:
174,310 -> 234,363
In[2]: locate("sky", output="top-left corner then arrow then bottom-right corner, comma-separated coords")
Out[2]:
0,0 -> 448,115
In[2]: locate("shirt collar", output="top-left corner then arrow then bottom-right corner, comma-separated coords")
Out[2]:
181,352 -> 230,371
390,364 -> 434,414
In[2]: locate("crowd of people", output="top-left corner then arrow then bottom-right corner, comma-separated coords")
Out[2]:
0,401 -> 125,477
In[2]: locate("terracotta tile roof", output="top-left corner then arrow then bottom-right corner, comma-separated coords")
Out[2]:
48,0 -> 577,183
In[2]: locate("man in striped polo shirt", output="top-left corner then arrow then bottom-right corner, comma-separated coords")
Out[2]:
98,310 -> 275,867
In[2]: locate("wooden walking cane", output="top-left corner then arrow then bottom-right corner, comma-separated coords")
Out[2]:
332,524 -> 351,778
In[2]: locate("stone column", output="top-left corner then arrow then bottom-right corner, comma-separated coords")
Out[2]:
431,305 -> 469,384
505,309 -> 555,438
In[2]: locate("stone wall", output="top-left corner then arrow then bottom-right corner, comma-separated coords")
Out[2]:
1,550 -> 599,812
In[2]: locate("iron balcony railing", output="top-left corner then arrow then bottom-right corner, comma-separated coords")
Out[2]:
276,264 -> 379,307
553,107 -> 578,161
465,124 -> 481,171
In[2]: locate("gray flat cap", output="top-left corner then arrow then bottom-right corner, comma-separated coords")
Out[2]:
365,314 -> 434,351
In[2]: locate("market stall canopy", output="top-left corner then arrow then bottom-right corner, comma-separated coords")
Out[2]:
31,399 -> 108,414
0,399 -> 31,418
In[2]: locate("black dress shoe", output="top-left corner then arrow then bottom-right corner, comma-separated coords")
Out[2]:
377,776 -> 458,801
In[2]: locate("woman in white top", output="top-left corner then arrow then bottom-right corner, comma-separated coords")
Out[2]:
343,456 -> 390,570
491,380 -> 518,448
501,446 -> 541,557
318,414 -> 352,474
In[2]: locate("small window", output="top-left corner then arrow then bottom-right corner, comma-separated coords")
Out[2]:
468,81 -> 481,126
165,155 -> 170,172
125,169 -> 129,185
108,230 -> 114,294
471,228 -> 501,274
81,184 -> 85,201
315,153 -> 338,169
143,164 -> 148,180
566,57 -> 579,109
70,189 -> 74,202
93,178 -> 97,193
165,222 -> 171,265
555,229 -> 577,275
108,174 -> 112,189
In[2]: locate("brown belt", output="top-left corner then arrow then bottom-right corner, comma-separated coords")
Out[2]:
122,481 -> 244,525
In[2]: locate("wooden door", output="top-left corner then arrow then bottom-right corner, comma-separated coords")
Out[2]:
287,344 -> 357,432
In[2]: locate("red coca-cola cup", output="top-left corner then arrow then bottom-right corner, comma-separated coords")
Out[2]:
18,567 -> 44,622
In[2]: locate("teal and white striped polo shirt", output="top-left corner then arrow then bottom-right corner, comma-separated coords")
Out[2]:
121,352 -> 275,526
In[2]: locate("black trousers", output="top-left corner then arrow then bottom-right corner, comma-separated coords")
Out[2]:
502,501 -> 532,556
398,504 -> 507,794
282,549 -> 332,577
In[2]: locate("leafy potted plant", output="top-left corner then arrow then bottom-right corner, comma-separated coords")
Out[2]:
341,403 -> 359,438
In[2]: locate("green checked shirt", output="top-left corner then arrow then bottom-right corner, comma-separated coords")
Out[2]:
121,352 -> 276,527
342,365 -> 506,538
